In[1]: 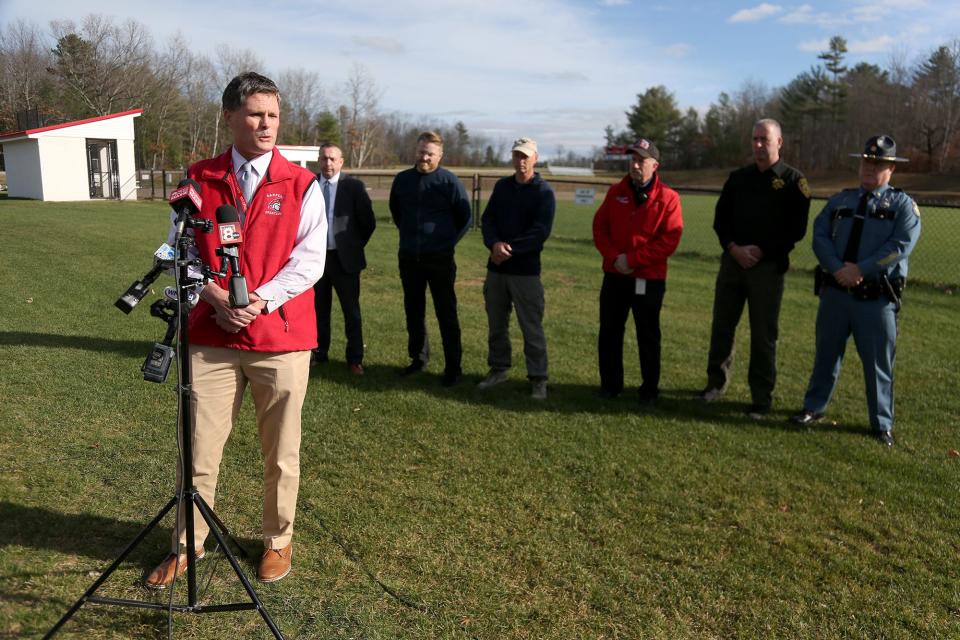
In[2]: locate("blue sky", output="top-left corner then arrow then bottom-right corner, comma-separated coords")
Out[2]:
2,0 -> 959,158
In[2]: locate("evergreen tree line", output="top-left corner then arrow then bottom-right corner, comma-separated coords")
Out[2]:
612,36 -> 960,174
0,15 -> 509,170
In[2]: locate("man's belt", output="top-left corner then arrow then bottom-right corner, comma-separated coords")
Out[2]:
815,268 -> 904,308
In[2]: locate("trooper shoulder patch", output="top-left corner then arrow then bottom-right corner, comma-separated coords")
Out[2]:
912,200 -> 921,217
797,177 -> 811,199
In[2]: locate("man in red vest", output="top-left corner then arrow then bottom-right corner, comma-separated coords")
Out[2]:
145,72 -> 327,588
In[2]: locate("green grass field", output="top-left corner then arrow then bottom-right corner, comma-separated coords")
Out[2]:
1,199 -> 958,639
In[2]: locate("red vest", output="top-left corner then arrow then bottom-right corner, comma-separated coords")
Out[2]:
186,148 -> 319,352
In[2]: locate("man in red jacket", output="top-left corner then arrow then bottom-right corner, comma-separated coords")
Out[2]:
145,72 -> 327,588
592,139 -> 683,404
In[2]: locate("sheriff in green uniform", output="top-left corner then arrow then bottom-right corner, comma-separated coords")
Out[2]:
791,135 -> 921,446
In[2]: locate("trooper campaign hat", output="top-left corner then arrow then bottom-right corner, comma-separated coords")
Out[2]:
850,135 -> 909,163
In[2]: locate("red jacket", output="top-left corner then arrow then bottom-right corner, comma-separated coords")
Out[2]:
592,173 -> 683,280
187,148 -> 319,352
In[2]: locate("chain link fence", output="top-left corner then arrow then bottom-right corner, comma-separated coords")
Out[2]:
137,168 -> 959,288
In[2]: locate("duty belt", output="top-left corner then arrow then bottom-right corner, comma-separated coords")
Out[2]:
815,269 -> 905,309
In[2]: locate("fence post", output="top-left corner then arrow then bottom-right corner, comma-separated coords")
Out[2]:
150,169 -> 155,200
472,173 -> 481,229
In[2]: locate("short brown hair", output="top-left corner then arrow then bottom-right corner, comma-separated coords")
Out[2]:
320,142 -> 343,153
417,131 -> 443,147
222,72 -> 281,111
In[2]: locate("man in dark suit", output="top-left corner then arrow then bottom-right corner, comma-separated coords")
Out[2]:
313,143 -> 376,374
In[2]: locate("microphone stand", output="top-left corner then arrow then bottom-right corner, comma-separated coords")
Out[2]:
45,213 -> 284,639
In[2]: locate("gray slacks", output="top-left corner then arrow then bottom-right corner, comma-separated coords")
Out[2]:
483,271 -> 548,379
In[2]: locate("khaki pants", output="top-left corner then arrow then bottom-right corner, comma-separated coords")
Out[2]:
171,346 -> 311,552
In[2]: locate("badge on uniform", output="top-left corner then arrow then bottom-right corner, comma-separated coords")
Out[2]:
771,177 -> 785,190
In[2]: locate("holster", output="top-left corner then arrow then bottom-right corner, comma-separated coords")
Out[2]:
880,273 -> 904,312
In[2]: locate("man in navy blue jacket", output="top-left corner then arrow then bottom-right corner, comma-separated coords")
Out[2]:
389,131 -> 472,386
477,137 -> 555,399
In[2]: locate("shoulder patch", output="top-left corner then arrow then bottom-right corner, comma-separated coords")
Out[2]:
912,200 -> 920,217
797,177 -> 811,199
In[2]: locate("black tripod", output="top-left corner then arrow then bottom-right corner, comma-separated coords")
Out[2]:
45,213 -> 284,639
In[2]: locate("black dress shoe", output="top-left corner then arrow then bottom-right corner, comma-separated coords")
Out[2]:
399,359 -> 425,377
875,431 -> 895,446
311,351 -> 329,365
441,370 -> 462,387
594,388 -> 621,400
789,410 -> 824,426
637,389 -> 659,406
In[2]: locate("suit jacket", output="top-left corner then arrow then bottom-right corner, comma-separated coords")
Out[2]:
322,173 -> 376,274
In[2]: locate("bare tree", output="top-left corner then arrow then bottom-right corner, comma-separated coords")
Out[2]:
0,20 -> 54,130
340,62 -> 383,168
48,15 -> 154,117
277,68 -> 324,145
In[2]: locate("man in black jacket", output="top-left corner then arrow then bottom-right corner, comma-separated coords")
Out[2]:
313,143 -> 376,374
478,137 -> 555,399
700,118 -> 811,418
389,131 -> 472,386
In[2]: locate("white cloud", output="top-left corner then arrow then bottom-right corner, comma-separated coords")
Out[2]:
798,38 -> 830,53
728,3 -> 783,23
663,43 -> 693,58
351,36 -> 405,55
778,4 -> 845,27
848,35 -> 897,53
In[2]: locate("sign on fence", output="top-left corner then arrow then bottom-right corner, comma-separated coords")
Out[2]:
575,187 -> 595,205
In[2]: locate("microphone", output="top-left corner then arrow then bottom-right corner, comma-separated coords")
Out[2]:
215,205 -> 250,307
169,178 -> 212,233
169,178 -> 202,218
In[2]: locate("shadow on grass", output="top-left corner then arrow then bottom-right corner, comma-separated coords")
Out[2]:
0,331 -> 148,357
0,501 -> 261,568
309,360 -> 877,436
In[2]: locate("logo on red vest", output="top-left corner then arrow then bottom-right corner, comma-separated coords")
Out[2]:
616,196 -> 630,204
265,193 -> 284,215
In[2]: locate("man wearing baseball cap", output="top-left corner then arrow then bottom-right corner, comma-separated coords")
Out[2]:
592,138 -> 683,404
790,135 -> 921,446
478,137 -> 555,399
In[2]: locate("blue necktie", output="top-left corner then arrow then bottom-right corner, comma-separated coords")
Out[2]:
323,180 -> 335,248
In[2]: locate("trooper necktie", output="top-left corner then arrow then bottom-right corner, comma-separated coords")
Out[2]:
239,162 -> 254,205
842,191 -> 869,263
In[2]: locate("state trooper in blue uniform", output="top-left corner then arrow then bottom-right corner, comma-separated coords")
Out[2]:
790,135 -> 921,445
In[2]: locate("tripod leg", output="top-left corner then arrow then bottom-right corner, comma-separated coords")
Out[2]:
195,494 -> 249,559
44,497 -> 179,639
194,497 -> 284,639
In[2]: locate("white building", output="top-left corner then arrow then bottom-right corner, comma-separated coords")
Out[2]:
0,109 -> 142,201
276,145 -> 320,168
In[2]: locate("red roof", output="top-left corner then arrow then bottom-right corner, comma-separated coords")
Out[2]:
0,108 -> 143,141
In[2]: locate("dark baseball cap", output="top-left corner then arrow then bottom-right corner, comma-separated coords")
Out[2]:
629,138 -> 660,162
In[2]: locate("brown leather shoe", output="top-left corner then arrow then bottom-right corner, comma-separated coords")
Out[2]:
349,363 -> 364,376
258,544 -> 292,583
144,550 -> 205,590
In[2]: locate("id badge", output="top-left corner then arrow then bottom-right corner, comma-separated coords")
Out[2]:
635,278 -> 646,295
